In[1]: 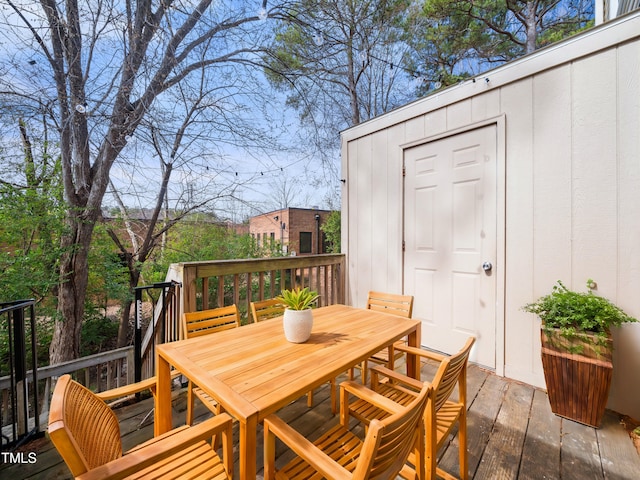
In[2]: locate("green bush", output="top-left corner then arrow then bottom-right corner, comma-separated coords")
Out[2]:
522,280 -> 637,350
80,309 -> 119,356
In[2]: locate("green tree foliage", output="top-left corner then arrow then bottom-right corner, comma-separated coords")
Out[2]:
321,210 -> 341,253
87,223 -> 132,313
0,123 -> 132,364
0,124 -> 65,307
145,220 -> 275,284
0,133 -> 63,369
265,0 -> 413,144
405,0 -> 594,94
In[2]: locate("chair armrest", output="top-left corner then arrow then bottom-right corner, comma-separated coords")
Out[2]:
95,371 -> 180,402
369,365 -> 425,392
394,343 -> 446,362
340,380 -> 407,415
264,414 -> 352,480
75,413 -> 233,480
95,377 -> 157,401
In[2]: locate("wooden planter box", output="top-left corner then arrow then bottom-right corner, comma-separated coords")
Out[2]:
540,328 -> 613,428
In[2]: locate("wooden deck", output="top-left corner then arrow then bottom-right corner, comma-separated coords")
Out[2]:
2,361 -> 639,479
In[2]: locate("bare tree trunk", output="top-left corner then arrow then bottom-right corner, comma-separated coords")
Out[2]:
118,300 -> 134,347
50,220 -> 94,363
525,1 -> 538,54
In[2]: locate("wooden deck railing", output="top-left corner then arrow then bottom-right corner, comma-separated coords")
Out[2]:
140,254 -> 346,380
166,253 -> 345,320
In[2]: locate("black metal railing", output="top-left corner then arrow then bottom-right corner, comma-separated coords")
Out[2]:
134,281 -> 181,383
0,299 -> 43,451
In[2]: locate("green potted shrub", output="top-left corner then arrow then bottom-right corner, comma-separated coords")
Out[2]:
276,287 -> 319,343
523,279 -> 637,427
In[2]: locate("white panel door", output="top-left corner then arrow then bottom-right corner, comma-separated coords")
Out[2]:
403,125 -> 497,368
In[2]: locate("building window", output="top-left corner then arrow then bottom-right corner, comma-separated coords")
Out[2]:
299,232 -> 312,254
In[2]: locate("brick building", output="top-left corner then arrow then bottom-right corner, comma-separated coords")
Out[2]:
249,208 -> 333,255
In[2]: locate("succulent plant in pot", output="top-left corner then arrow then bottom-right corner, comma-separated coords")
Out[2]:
522,279 -> 637,427
276,287 -> 319,343
277,287 -> 319,311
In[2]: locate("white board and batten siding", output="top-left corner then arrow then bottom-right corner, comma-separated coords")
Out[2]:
341,11 -> 640,420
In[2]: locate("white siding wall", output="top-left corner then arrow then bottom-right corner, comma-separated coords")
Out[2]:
341,12 -> 640,419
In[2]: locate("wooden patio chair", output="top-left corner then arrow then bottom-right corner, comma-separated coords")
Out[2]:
48,374 -> 233,480
351,291 -> 414,385
182,304 -> 240,424
250,298 -> 285,323
264,378 -> 432,480
349,336 -> 476,480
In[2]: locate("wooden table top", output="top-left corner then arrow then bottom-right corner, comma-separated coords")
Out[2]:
157,304 -> 421,422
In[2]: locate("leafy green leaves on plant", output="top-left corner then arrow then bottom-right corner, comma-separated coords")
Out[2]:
522,280 -> 637,352
277,287 -> 319,310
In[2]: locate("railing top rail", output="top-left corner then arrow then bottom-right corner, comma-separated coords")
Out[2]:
175,253 -> 345,278
0,346 -> 134,390
0,299 -> 36,314
134,281 -> 179,292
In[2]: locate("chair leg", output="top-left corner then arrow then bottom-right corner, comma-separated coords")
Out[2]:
361,360 -> 368,386
264,420 -> 276,480
186,381 -> 195,425
425,416 -> 437,480
307,389 -> 313,407
413,418 -> 426,480
211,404 -> 224,450
459,409 -> 468,480
330,379 -> 337,415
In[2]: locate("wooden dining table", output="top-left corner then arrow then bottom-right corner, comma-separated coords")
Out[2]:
155,304 -> 421,480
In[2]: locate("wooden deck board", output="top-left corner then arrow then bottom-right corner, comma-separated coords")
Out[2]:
519,388 -> 562,480
597,410 -> 640,480
561,416 -> 603,479
463,371 -> 510,476
2,364 -> 638,479
472,381 -> 533,479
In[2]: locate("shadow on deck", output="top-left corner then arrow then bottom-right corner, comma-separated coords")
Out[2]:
2,363 -> 639,479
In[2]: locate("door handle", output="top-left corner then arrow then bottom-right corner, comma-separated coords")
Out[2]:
482,261 -> 493,272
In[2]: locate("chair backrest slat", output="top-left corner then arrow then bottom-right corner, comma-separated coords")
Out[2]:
367,291 -> 414,318
182,304 -> 240,339
250,298 -> 284,323
432,337 -> 475,411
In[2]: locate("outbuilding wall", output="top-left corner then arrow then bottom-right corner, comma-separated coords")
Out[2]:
341,12 -> 640,419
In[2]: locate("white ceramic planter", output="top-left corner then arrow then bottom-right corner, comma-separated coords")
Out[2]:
283,309 -> 313,343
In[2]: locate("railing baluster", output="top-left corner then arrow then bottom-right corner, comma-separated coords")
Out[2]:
245,272 -> 252,323
272,270 -> 276,294
202,277 -> 209,310
217,277 -> 224,307
258,272 -> 265,300
233,274 -> 240,306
